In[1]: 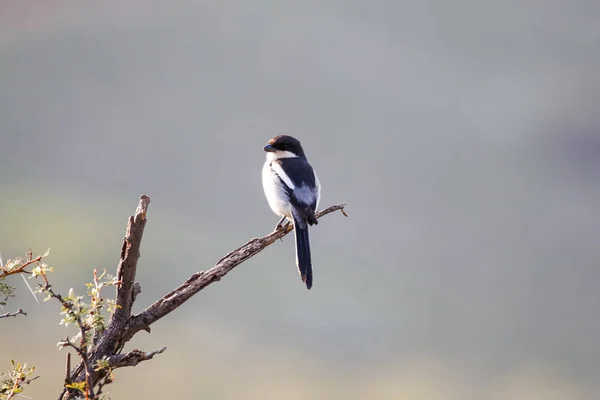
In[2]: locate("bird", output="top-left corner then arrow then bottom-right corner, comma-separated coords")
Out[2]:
262,135 -> 321,289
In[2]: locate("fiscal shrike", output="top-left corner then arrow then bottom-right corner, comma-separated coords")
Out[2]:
262,135 -> 321,289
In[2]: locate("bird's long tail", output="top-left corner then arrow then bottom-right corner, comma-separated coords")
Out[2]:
293,217 -> 312,290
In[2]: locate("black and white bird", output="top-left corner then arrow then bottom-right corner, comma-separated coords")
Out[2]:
262,135 -> 321,289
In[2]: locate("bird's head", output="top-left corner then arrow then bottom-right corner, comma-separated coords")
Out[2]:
263,135 -> 306,159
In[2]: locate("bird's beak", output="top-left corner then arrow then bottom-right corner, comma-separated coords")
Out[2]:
263,144 -> 276,152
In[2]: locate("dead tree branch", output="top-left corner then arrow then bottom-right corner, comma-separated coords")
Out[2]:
124,203 -> 347,339
106,346 -> 167,369
0,308 -> 27,319
60,196 -> 347,399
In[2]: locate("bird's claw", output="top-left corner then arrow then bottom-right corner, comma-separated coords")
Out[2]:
274,219 -> 291,242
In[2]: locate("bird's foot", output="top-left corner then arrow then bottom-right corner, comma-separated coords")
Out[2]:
274,217 -> 288,231
274,218 -> 291,242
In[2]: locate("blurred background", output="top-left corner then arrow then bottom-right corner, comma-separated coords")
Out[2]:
1,1 -> 600,399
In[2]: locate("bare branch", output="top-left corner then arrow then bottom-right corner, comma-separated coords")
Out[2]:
113,194 -> 150,324
60,197 -> 347,399
106,346 -> 167,369
0,308 -> 26,319
124,203 -> 347,340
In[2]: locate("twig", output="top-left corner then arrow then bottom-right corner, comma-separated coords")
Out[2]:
6,379 -> 19,400
0,252 -> 42,280
59,337 -> 86,361
5,373 -> 39,400
0,308 -> 27,319
106,346 -> 167,369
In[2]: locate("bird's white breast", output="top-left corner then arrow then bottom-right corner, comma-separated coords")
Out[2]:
262,161 -> 293,219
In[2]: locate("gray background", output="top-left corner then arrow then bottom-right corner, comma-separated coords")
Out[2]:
1,1 -> 600,399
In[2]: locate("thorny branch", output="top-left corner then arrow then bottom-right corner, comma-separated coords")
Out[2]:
1,249 -> 50,321
42,280 -> 95,400
57,196 -> 347,399
4,374 -> 39,400
0,249 -> 42,280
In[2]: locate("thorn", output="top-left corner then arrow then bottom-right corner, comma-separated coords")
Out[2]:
21,273 -> 39,303
65,353 -> 72,384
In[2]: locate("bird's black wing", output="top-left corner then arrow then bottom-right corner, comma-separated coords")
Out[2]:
273,157 -> 319,224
